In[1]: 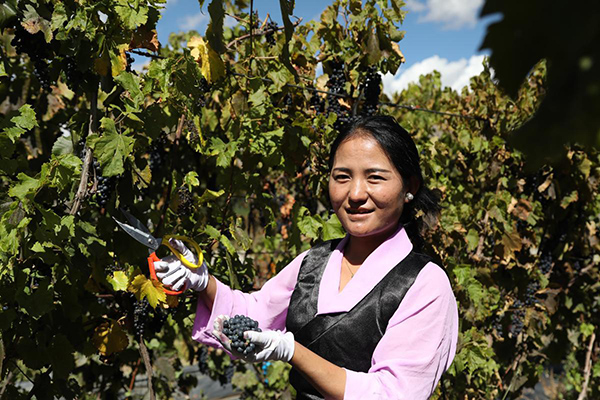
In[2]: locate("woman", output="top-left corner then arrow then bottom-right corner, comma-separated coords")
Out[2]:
155,116 -> 459,399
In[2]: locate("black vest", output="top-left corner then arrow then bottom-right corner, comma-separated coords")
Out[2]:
285,239 -> 432,400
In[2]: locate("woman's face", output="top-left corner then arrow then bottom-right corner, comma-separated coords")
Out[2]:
329,134 -> 409,239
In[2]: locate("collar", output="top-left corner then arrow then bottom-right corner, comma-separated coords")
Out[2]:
316,224 -> 413,315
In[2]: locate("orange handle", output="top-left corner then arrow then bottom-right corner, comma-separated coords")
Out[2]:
148,252 -> 184,296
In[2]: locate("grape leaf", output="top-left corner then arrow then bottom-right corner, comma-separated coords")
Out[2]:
88,118 -> 135,177
2,104 -> 38,143
108,271 -> 129,291
188,36 -> 225,83
129,274 -> 166,308
92,321 -> 129,356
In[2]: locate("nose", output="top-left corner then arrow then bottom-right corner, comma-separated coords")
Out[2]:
348,178 -> 368,204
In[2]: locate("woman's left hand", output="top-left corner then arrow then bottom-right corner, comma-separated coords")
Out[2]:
212,315 -> 295,362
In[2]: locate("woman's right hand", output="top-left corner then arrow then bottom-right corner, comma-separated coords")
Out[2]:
154,238 -> 209,292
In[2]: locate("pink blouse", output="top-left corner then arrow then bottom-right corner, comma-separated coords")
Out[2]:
192,226 -> 459,399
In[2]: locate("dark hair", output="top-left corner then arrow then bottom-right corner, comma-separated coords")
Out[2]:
328,115 -> 441,249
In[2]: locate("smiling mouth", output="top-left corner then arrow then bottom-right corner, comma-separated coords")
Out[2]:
346,208 -> 374,215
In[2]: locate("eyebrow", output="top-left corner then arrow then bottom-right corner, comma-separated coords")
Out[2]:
332,167 -> 392,174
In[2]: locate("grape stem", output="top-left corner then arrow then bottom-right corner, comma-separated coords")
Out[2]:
70,88 -> 98,215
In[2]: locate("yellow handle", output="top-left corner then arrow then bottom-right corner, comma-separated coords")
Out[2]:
162,235 -> 204,269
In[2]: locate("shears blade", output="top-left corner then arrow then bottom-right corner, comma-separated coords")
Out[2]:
113,210 -> 161,252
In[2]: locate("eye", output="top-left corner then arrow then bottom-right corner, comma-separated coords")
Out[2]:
368,175 -> 386,181
333,174 -> 350,181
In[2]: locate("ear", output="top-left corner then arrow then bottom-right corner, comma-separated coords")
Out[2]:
405,176 -> 420,202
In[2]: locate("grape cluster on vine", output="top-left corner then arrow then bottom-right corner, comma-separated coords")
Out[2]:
132,298 -> 170,339
360,66 -> 382,116
11,26 -> 54,90
177,186 -> 194,217
510,299 -> 525,336
524,281 -> 540,306
149,135 -> 168,172
92,160 -> 115,208
265,20 -> 279,45
326,61 -> 352,131
223,315 -> 262,355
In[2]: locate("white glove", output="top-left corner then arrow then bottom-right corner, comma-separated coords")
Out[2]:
153,238 -> 208,292
212,315 -> 295,362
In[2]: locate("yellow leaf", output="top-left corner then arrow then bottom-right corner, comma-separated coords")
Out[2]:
110,44 -> 129,77
107,271 -> 129,291
93,321 -> 129,356
94,53 -> 110,77
128,274 -> 166,308
187,36 -> 225,83
166,295 -> 179,309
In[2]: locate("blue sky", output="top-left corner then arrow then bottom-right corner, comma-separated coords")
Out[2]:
152,0 -> 498,95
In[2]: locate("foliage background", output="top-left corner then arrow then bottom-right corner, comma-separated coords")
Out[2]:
0,0 -> 598,399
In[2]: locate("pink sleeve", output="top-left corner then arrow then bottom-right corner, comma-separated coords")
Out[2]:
343,263 -> 459,400
191,251 -> 308,348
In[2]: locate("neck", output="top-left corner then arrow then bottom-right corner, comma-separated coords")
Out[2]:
344,225 -> 399,265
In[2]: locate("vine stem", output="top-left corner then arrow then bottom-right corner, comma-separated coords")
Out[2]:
577,332 -> 596,400
70,88 -> 98,215
226,18 -> 302,49
128,358 -> 142,394
138,337 -> 155,400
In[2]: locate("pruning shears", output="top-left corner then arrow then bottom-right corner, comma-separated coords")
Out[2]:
113,209 -> 203,296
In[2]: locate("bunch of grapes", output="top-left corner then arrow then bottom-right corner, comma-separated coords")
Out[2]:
197,346 -> 210,374
539,252 -> 553,275
92,159 -> 115,208
11,26 -> 53,90
524,281 -> 540,306
510,299 -> 526,336
326,62 -> 352,131
177,186 -> 194,217
133,298 -> 151,338
193,77 -> 211,110
360,66 -> 382,116
310,92 -> 325,113
265,20 -> 279,45
223,315 -> 262,355
64,56 -> 84,92
148,135 -> 168,172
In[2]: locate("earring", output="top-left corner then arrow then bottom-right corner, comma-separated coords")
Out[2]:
405,193 -> 414,201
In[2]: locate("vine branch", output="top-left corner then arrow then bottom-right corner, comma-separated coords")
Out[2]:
70,89 -> 98,215
138,337 -> 155,400
577,332 -> 596,400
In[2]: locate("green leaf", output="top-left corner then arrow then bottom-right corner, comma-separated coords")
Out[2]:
115,71 -> 144,106
115,3 -> 148,30
580,322 -> 594,338
322,214 -> 346,241
465,228 -> 479,252
206,0 -> 225,54
51,136 -> 73,155
89,118 -> 135,177
49,334 -> 75,379
183,171 -> 200,189
0,0 -> 17,29
1,104 -> 38,143
8,173 -> 41,201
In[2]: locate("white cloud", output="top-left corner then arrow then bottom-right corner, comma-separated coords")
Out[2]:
406,0 -> 484,30
382,54 -> 486,95
179,12 -> 209,31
